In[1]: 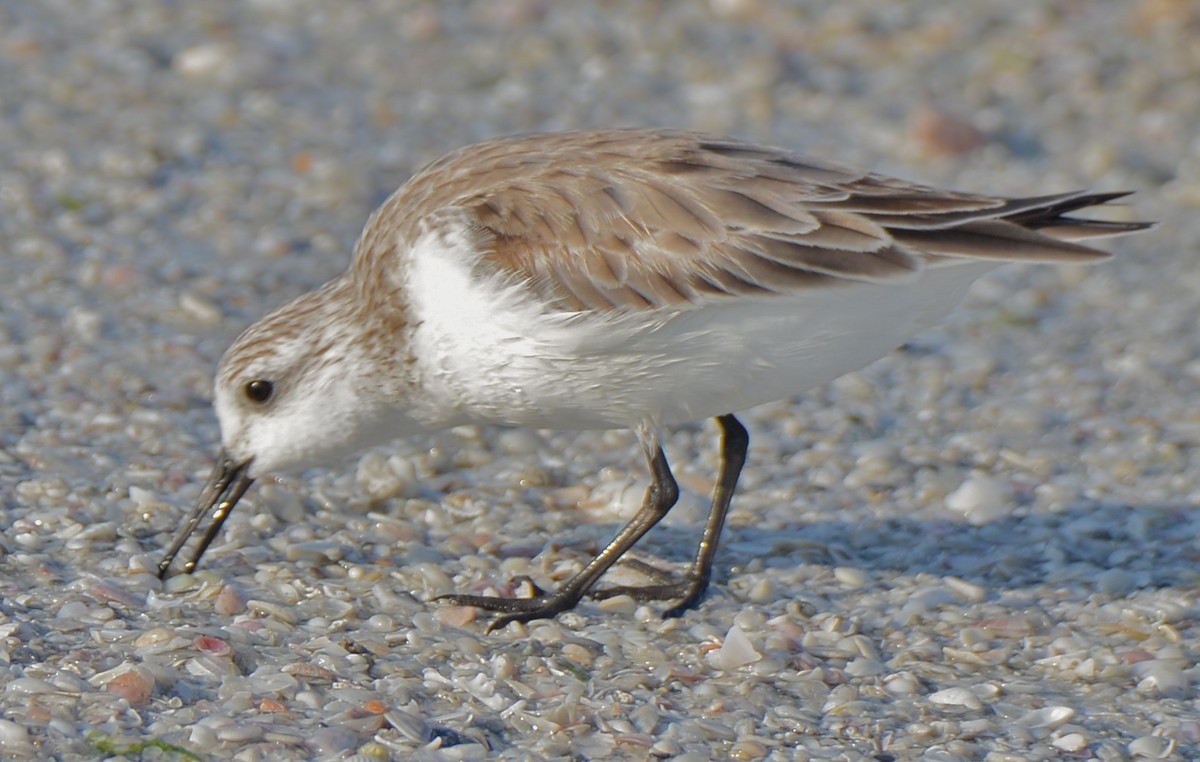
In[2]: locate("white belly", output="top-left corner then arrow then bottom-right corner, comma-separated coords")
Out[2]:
608,263 -> 994,426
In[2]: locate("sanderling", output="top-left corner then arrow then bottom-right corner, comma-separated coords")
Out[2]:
157,128 -> 1150,630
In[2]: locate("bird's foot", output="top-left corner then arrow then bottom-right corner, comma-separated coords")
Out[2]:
590,558 -> 711,618
436,577 -> 590,632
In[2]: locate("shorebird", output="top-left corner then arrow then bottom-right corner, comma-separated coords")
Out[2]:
156,129 -> 1150,630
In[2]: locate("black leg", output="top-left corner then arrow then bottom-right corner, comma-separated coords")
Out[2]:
665,414 -> 747,615
438,443 -> 680,631
591,414 -> 749,616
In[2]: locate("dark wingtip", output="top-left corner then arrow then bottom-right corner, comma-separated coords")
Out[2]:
1003,190 -> 1154,243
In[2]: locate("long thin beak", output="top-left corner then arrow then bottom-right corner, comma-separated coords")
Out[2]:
157,452 -> 255,579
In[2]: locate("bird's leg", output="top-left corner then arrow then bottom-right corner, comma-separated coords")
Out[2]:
591,414 -> 748,617
438,441 -> 680,631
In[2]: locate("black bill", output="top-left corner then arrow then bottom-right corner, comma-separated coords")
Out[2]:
157,452 -> 255,579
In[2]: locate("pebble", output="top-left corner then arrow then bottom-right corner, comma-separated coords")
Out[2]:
0,720 -> 33,756
5,677 -> 66,696
1128,735 -> 1175,759
929,687 -> 984,710
195,635 -> 232,657
356,452 -> 420,500
884,672 -> 922,696
214,584 -> 249,617
385,709 -> 432,743
1133,660 -> 1188,698
1096,568 -> 1137,596
844,657 -> 884,677
710,623 -> 761,671
217,723 -> 265,743
729,739 -> 769,760
1015,706 -> 1076,733
174,43 -> 234,80
105,666 -> 155,706
944,474 -> 1011,525
179,292 -> 223,324
833,566 -> 870,588
189,724 -> 217,748
56,601 -> 89,622
306,727 -> 362,757
1053,732 -> 1089,752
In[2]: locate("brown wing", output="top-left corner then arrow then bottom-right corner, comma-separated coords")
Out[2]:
358,129 -> 1149,312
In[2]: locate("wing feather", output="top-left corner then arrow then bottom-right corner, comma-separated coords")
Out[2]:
355,129 -> 1150,313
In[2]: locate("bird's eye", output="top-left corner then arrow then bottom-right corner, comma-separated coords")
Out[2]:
244,379 -> 274,404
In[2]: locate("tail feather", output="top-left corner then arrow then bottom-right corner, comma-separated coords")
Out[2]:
1007,190 -> 1154,241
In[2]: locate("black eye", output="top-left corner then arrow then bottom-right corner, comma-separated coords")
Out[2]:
244,379 -> 274,404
